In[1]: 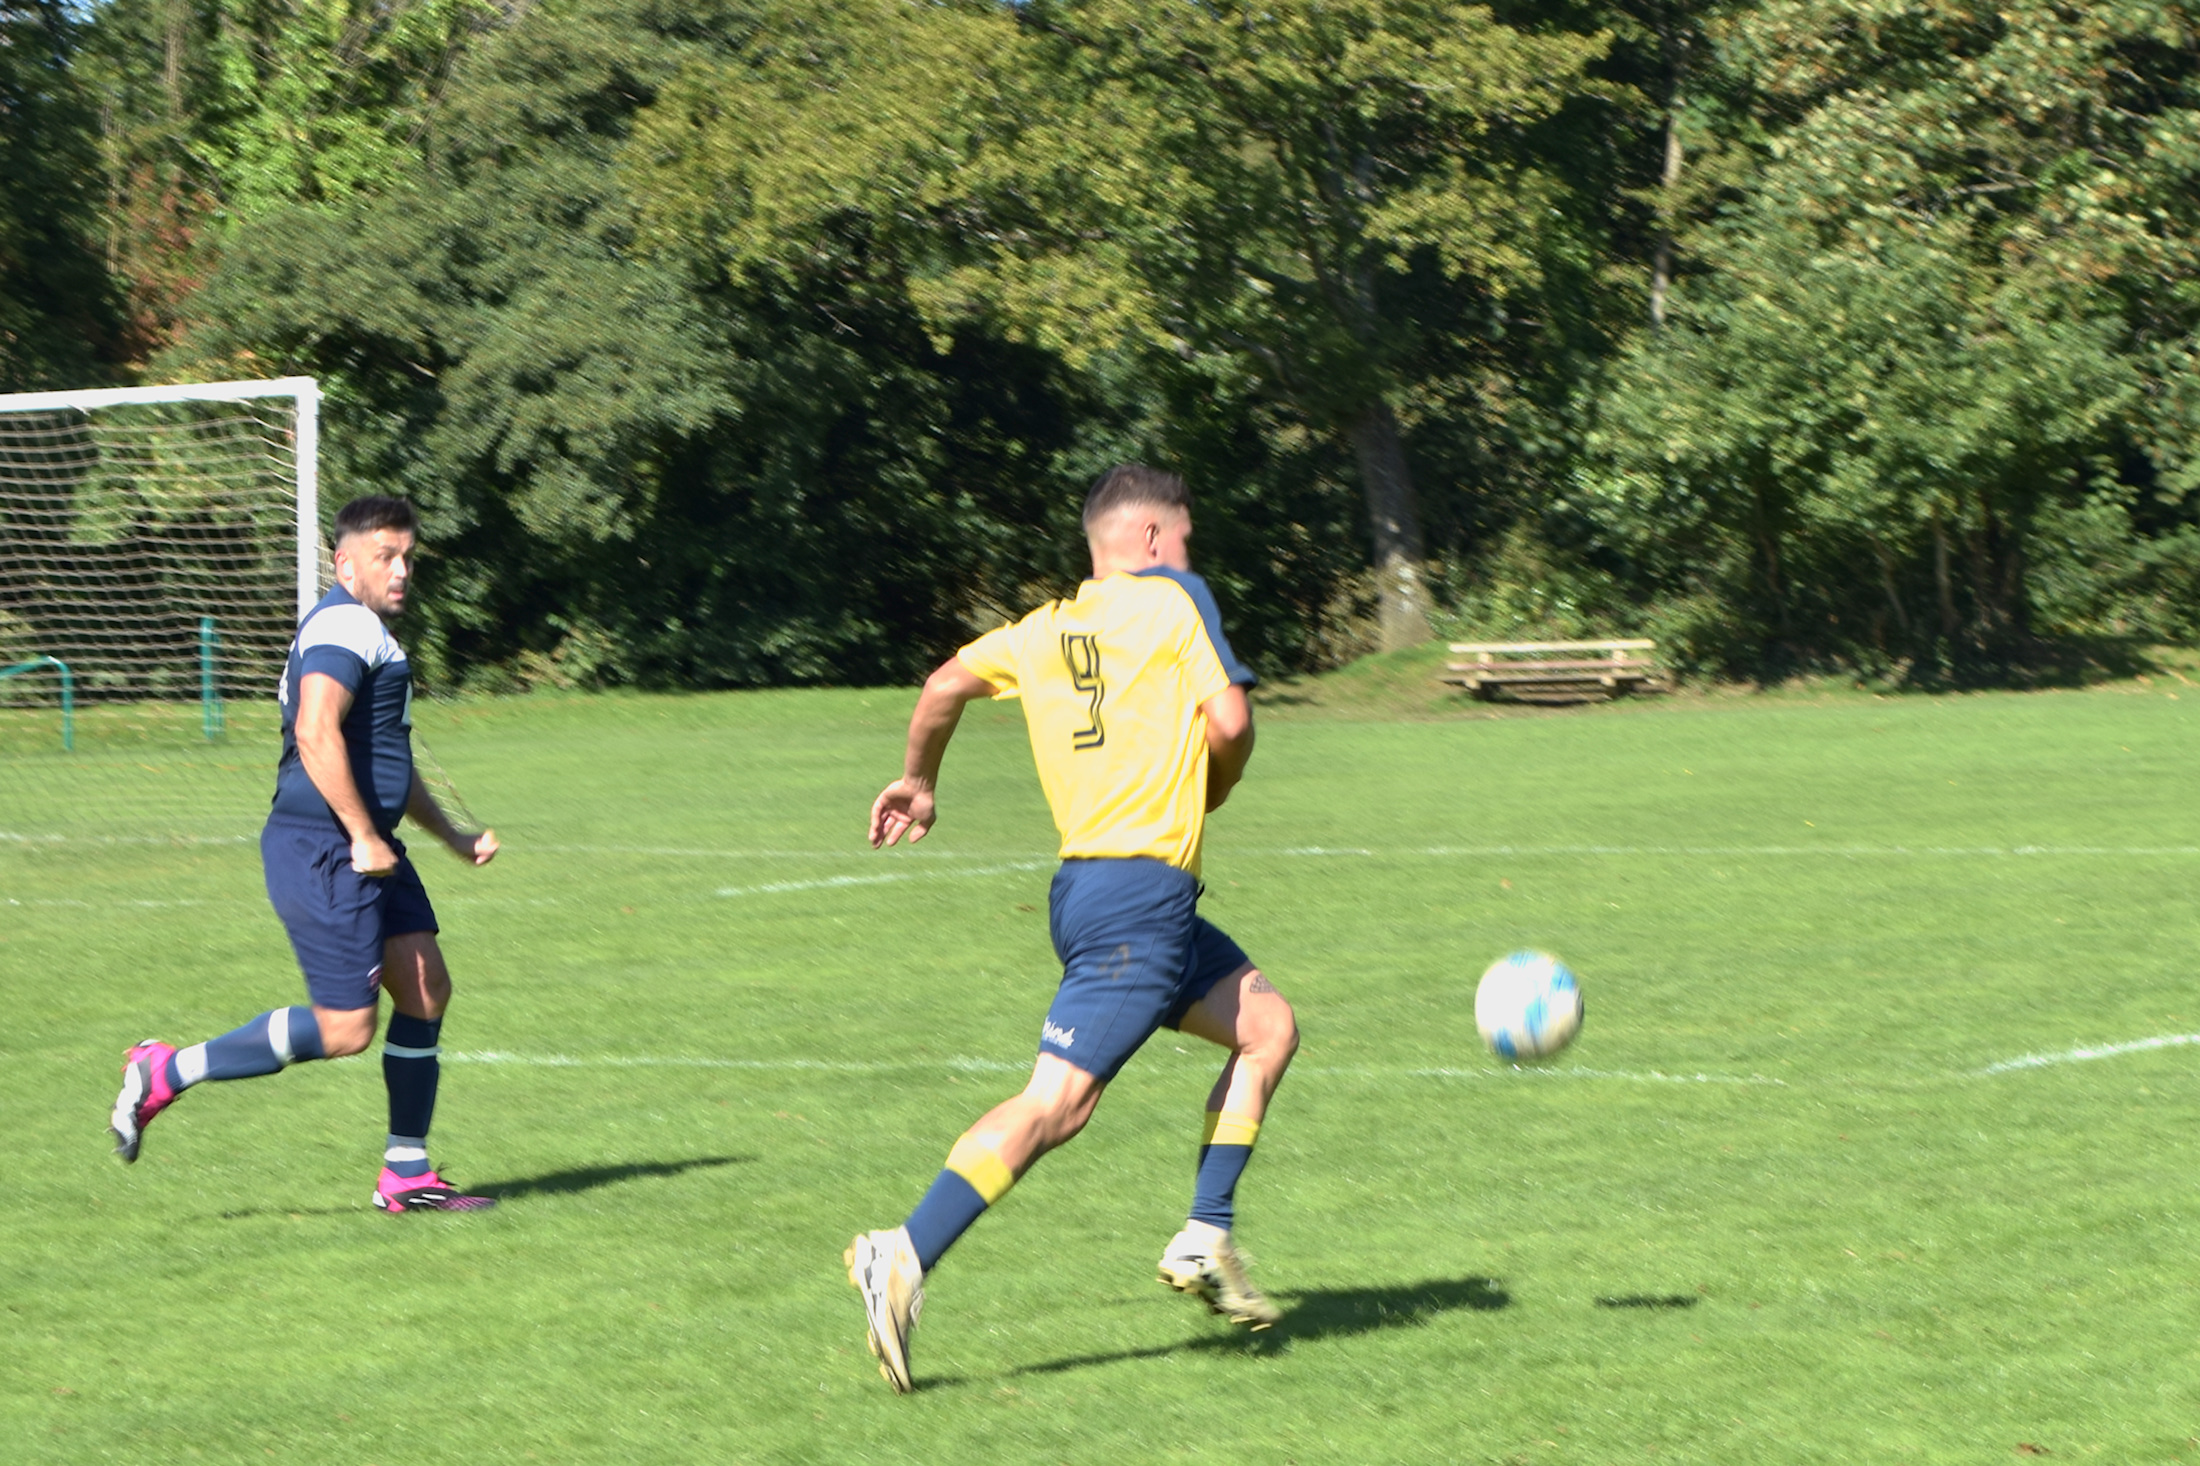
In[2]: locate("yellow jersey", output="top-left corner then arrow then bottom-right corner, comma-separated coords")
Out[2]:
958,567 -> 1256,875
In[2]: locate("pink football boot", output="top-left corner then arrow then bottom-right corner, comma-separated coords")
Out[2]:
373,1167 -> 497,1213
109,1040 -> 181,1163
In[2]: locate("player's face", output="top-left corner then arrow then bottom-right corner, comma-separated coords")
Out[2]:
334,528 -> 416,617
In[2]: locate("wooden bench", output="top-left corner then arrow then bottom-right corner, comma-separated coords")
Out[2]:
1440,639 -> 1670,703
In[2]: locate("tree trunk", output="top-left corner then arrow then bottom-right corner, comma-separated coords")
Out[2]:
1866,533 -> 1909,637
1932,511 -> 1958,644
1348,401 -> 1431,651
1650,112 -> 1684,328
1650,17 -> 1688,329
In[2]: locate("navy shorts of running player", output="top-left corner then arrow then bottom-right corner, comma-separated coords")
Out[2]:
1038,856 -> 1254,1082
261,816 -> 439,1011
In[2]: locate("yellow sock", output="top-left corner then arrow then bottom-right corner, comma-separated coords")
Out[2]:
944,1130 -> 1016,1204
1201,1109 -> 1261,1148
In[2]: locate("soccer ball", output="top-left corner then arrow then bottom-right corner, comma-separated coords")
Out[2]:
1475,950 -> 1584,1060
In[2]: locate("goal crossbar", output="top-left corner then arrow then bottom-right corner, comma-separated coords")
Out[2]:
0,376 -> 320,618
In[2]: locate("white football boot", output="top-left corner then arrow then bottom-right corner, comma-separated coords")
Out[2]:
1157,1219 -> 1281,1329
845,1226 -> 924,1393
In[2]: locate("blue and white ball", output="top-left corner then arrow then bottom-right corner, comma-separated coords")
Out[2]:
1475,951 -> 1584,1060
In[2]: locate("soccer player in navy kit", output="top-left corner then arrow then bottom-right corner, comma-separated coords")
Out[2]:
108,496 -> 501,1212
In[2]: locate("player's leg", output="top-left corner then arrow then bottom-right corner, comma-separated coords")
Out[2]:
1177,958 -> 1299,1226
848,857 -> 1192,1391
894,860 -> 1192,1273
109,1006 -> 336,1163
848,1054 -> 1107,1392
370,851 -> 493,1213
1155,925 -> 1298,1327
902,1053 -> 1107,1269
107,820 -> 368,1163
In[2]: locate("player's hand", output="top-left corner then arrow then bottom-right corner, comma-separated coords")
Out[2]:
869,779 -> 936,848
351,833 -> 400,877
455,828 -> 498,866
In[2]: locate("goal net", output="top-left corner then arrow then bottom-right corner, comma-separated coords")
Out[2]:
0,378 -> 319,844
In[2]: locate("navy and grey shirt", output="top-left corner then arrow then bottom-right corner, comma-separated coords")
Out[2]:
269,584 -> 414,833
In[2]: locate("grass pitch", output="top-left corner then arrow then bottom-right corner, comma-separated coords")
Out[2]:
5,675 -> 2200,1462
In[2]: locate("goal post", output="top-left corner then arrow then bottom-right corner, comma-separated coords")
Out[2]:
0,376 -> 319,618
0,376 -> 321,839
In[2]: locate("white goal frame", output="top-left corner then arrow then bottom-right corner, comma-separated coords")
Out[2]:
0,376 -> 320,618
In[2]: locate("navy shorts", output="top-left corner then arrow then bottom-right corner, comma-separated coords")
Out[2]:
1039,857 -> 1253,1082
261,816 -> 439,1011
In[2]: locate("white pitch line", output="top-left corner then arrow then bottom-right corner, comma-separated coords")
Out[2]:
504,842 -> 2200,860
1976,1033 -> 2200,1075
445,1051 -> 1027,1074
717,873 -> 910,898
0,830 -> 252,847
1402,1065 -> 1787,1086
441,1050 -> 1780,1085
543,843 -> 1044,862
1282,844 -> 2200,859
12,833 -> 2200,859
3,896 -> 205,908
714,859 -> 1047,898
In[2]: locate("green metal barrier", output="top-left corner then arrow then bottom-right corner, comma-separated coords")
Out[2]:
200,616 -> 224,740
0,655 -> 74,750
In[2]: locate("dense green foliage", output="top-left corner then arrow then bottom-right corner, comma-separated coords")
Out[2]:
0,1 -> 122,384
9,683 -> 2200,1459
5,0 -> 2199,683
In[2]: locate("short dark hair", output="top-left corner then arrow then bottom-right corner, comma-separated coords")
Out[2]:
332,495 -> 418,544
1082,464 -> 1190,528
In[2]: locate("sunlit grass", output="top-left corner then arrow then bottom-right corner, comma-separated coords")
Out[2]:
5,680 -> 2199,1462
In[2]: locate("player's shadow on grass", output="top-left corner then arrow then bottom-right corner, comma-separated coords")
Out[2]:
215,1155 -> 754,1220
956,1276 -> 1510,1386
473,1155 -> 754,1202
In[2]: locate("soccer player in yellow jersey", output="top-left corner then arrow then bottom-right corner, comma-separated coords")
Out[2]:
845,465 -> 1300,1393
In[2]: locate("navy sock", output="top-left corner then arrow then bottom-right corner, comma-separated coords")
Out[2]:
1189,1144 -> 1256,1229
382,1012 -> 442,1156
170,1007 -> 324,1089
903,1170 -> 990,1272
1187,1110 -> 1261,1230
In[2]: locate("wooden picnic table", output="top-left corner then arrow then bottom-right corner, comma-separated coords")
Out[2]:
1439,639 -> 1670,703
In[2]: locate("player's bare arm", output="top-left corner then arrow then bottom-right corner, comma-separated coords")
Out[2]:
295,671 -> 398,876
1202,683 -> 1254,811
870,656 -> 997,848
404,771 -> 499,865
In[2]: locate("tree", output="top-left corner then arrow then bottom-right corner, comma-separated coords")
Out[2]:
78,0 -> 498,357
627,0 -> 1610,649
1582,0 -> 2197,673
175,0 -> 1118,687
0,0 -> 123,388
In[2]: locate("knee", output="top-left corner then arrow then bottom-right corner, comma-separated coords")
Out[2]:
316,1008 -> 376,1058
1024,1078 -> 1102,1148
1037,1090 -> 1097,1147
1246,1003 -> 1299,1071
